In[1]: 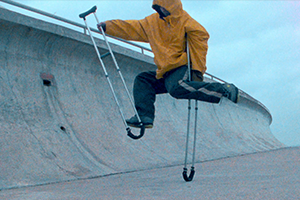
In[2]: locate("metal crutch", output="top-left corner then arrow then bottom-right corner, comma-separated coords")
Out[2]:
182,41 -> 198,182
79,6 -> 145,140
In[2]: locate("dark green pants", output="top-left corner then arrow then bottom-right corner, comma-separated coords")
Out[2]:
133,65 -> 226,121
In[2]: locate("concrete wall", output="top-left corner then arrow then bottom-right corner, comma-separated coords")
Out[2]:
0,8 -> 285,190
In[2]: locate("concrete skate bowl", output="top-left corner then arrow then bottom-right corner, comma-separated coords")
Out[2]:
0,7 -> 285,190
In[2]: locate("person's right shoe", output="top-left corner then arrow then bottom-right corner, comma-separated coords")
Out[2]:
126,115 -> 153,129
223,83 -> 239,103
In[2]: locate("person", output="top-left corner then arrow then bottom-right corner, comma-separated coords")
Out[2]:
97,0 -> 239,129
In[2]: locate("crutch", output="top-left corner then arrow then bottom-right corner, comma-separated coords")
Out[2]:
182,41 -> 198,182
79,6 -> 145,140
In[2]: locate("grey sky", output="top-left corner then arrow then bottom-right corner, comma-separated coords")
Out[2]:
1,0 -> 299,146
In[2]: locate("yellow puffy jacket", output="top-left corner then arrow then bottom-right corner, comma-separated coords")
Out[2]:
105,0 -> 209,79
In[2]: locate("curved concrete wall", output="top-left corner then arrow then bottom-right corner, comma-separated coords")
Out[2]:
0,8 -> 285,190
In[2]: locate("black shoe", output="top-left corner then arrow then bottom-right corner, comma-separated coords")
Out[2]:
126,115 -> 153,129
223,83 -> 239,103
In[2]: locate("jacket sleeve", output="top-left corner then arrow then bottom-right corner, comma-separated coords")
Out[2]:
186,18 -> 209,74
105,19 -> 149,42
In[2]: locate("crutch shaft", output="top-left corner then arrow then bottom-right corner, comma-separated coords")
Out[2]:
182,40 -> 198,182
83,19 -> 128,128
184,100 -> 191,169
79,6 -> 145,140
192,101 -> 198,166
93,13 -> 142,124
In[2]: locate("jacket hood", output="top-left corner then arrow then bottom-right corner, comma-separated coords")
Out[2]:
152,0 -> 183,18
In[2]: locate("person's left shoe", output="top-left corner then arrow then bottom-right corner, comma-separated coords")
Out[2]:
223,83 -> 239,103
126,115 -> 153,129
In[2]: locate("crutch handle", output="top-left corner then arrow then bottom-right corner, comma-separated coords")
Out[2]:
79,6 -> 97,19
127,126 -> 145,140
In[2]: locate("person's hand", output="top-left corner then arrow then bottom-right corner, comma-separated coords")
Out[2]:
97,22 -> 106,32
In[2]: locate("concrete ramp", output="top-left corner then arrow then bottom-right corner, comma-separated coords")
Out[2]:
0,8 -> 285,190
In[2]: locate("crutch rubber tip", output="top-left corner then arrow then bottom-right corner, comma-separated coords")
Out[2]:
127,126 -> 145,140
182,167 -> 195,182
